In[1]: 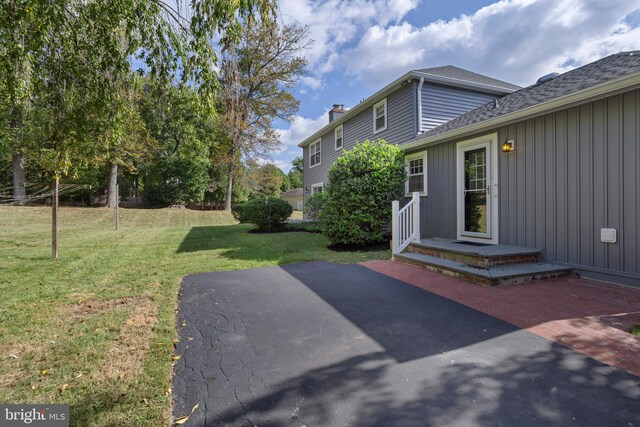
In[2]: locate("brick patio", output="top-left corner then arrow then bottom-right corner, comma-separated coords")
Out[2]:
362,260 -> 640,377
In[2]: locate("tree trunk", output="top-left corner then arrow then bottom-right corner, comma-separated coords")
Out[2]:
12,149 -> 27,204
223,160 -> 235,211
105,162 -> 118,208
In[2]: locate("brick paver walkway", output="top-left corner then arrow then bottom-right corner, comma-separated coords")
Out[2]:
362,260 -> 640,377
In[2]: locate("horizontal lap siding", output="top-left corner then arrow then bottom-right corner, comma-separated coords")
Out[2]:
344,82 -> 416,149
304,82 -> 417,206
421,83 -> 497,132
497,90 -> 640,275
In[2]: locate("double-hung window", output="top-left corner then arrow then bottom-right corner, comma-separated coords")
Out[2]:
373,98 -> 387,133
309,139 -> 321,168
335,125 -> 343,150
406,151 -> 427,195
311,183 -> 324,195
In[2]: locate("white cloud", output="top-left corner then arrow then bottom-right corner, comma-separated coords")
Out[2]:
341,0 -> 640,87
275,112 -> 329,153
278,0 -> 420,87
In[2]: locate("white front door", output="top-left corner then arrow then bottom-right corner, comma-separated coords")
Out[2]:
456,134 -> 499,244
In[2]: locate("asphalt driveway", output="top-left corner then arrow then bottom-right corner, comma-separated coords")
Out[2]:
173,262 -> 640,426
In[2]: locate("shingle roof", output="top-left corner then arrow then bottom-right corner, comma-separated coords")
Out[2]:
281,188 -> 303,198
299,65 -> 519,147
415,65 -> 522,91
414,52 -> 640,141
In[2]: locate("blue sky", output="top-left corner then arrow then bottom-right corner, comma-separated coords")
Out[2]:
270,0 -> 640,172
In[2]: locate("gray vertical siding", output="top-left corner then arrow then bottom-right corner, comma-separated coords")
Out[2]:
408,89 -> 640,280
496,89 -> 640,276
303,82 -> 417,206
421,83 -> 497,132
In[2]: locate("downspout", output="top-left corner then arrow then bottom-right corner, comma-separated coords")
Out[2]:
417,77 -> 424,134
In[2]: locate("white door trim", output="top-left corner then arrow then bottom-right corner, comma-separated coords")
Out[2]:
456,133 -> 499,244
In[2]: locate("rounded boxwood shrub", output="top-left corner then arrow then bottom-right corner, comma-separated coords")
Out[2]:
242,197 -> 293,231
231,203 -> 249,223
304,192 -> 327,221
322,139 -> 406,246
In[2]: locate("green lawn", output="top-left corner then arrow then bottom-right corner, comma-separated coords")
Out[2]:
0,206 -> 389,426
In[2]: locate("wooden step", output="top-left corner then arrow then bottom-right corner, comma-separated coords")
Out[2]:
407,239 -> 541,268
394,252 -> 571,287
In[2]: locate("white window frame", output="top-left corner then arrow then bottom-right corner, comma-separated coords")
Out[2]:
373,98 -> 387,133
309,138 -> 321,168
311,182 -> 324,195
405,151 -> 428,196
334,125 -> 344,151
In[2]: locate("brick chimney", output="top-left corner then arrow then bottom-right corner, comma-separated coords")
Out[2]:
328,104 -> 345,123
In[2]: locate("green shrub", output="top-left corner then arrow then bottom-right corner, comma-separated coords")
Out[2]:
304,192 -> 327,221
242,197 -> 293,231
143,156 -> 209,207
231,203 -> 249,223
322,139 -> 406,246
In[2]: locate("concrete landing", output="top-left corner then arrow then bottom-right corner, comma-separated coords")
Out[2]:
413,238 -> 540,258
395,252 -> 570,286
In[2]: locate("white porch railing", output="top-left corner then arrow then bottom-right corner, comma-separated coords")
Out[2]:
392,192 -> 421,255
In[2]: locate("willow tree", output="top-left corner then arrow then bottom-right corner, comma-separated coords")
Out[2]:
220,22 -> 308,211
0,0 -> 277,258
0,0 -> 276,199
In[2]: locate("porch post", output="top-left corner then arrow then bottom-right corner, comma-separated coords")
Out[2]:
412,192 -> 420,241
392,200 -> 400,255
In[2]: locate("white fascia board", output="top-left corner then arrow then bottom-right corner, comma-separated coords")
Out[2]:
401,71 -> 640,152
414,72 -> 520,95
298,70 -> 519,148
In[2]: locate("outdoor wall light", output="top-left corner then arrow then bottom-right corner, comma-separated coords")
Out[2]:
305,187 -> 309,194
502,139 -> 515,153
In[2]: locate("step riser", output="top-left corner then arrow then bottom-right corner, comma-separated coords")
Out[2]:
406,244 -> 540,267
394,256 -> 570,287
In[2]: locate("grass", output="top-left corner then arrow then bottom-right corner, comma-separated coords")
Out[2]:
0,206 -> 389,426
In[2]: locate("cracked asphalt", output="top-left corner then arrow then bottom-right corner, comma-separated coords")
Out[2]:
172,262 -> 640,426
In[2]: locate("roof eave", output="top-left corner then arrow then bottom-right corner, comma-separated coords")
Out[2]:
412,71 -> 520,95
298,71 -> 415,148
401,70 -> 640,152
297,70 -> 519,148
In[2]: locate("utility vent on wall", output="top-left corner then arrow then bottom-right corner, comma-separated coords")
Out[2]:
601,228 -> 617,243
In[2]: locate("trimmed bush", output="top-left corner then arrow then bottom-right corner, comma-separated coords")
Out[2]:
231,203 -> 249,223
304,192 -> 327,221
241,197 -> 293,231
322,139 -> 406,246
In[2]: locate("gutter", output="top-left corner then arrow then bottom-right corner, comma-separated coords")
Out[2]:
297,71 -> 518,148
400,70 -> 640,152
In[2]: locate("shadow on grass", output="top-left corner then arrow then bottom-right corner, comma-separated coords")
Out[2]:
176,225 -> 245,253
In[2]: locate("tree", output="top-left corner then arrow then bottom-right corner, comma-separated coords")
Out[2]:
101,74 -> 155,208
287,155 -> 303,188
0,0 -> 42,204
220,21 -> 308,210
138,78 -> 217,207
245,160 -> 285,198
0,0 -> 277,258
322,139 -> 407,246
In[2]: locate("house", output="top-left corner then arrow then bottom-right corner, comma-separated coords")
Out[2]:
299,66 -> 521,198
299,52 -> 640,287
281,188 -> 303,211
390,51 -> 640,287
